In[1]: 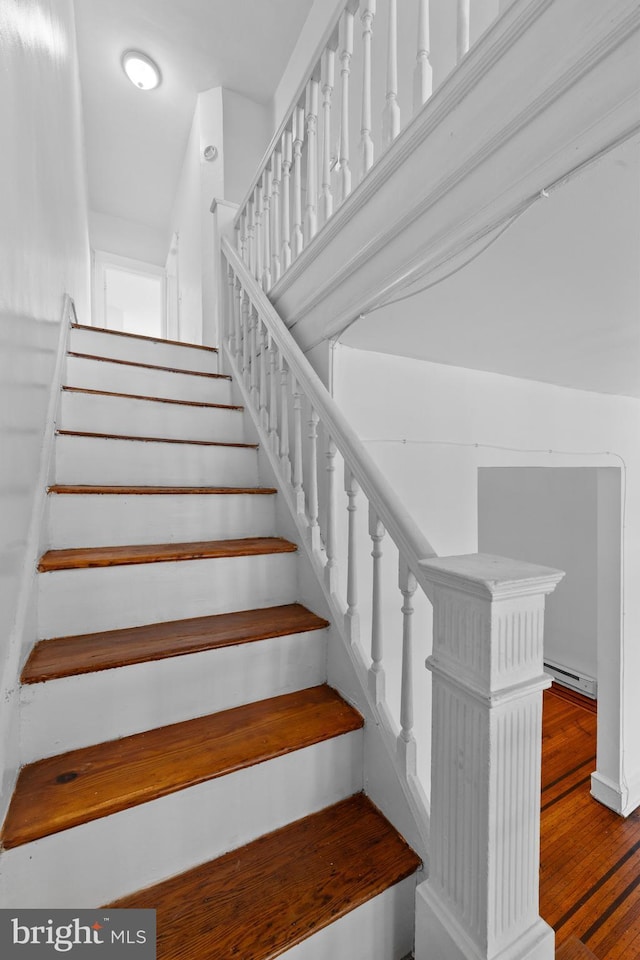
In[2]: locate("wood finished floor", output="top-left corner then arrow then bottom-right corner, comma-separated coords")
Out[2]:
541,685 -> 640,959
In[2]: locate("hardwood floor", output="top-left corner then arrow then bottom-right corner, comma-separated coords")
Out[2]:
541,685 -> 640,959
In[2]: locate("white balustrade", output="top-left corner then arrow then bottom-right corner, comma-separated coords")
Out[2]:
262,169 -> 272,292
382,0 -> 400,148
281,130 -> 293,270
292,105 -> 305,259
271,152 -> 282,284
359,0 -> 376,179
304,78 -> 319,244
414,0 -> 433,114
320,46 -> 336,224
344,467 -> 360,644
233,0 -> 498,292
338,6 -> 354,202
458,0 -> 471,61
221,241 -> 556,960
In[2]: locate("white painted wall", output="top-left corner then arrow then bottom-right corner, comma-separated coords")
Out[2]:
89,210 -> 167,267
221,90 -> 271,206
334,345 -> 640,813
0,0 -> 90,819
167,87 -> 224,345
477,467 -> 621,684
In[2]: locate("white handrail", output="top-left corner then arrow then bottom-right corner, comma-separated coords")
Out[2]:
223,237 -> 437,586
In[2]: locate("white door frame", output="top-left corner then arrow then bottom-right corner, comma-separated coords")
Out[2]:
92,249 -> 167,337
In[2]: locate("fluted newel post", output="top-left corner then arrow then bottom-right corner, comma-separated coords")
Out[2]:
457,0 -> 471,62
415,554 -> 564,960
271,152 -> 282,284
414,0 -> 433,115
281,130 -> 293,270
292,105 -> 305,259
304,77 -> 319,244
359,0 -> 377,179
320,46 -> 335,225
338,6 -> 354,202
382,0 -> 400,148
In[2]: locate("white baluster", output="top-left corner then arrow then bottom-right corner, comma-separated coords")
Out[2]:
398,559 -> 417,772
271,152 -> 282,284
359,0 -> 376,179
320,47 -> 335,224
241,292 -> 250,384
262,168 -> 272,292
304,78 -> 319,244
247,197 -> 256,279
249,306 -> 258,405
292,105 -> 305,258
226,265 -> 235,353
234,221 -> 241,256
281,129 -> 293,271
382,0 -> 400,148
457,0 -> 470,61
413,0 -> 433,115
344,467 -> 360,644
259,320 -> 268,429
308,408 -> 321,552
238,211 -> 245,265
233,277 -> 242,361
325,437 -> 338,594
280,355 -> 291,482
292,376 -> 305,514
254,184 -> 264,284
269,334 -> 278,451
368,504 -> 386,702
338,7 -> 354,202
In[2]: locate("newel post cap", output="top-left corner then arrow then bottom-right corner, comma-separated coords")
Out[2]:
419,553 -> 564,601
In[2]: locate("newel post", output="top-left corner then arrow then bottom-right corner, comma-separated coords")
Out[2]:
415,554 -> 564,960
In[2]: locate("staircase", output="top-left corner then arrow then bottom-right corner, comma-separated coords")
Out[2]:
0,323 -> 420,959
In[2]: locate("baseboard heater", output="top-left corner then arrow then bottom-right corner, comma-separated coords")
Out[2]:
544,659 -> 597,699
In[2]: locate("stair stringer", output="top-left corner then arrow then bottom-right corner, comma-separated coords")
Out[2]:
0,297 -> 75,826
223,343 -> 430,865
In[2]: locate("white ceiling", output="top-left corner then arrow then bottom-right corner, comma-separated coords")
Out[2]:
74,0 -> 313,236
343,135 -> 640,399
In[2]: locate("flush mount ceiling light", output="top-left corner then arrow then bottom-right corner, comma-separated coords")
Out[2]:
121,50 -> 161,91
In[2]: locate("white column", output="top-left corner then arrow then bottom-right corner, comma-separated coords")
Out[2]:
281,129 -> 293,271
304,77 -> 319,244
382,0 -> 400,148
415,554 -> 564,960
338,6 -> 354,202
413,0 -> 433,115
320,46 -> 336,224
292,105 -> 305,259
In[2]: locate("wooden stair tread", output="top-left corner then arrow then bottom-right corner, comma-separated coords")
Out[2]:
57,429 -> 257,448
556,937 -> 600,959
38,537 -> 297,572
1,686 -> 362,849
62,385 -> 242,410
71,323 -> 218,353
108,794 -> 421,960
48,484 -> 277,495
22,604 -> 330,683
67,352 -> 230,379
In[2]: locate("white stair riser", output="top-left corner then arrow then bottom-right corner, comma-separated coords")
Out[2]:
20,630 -> 328,761
60,391 -> 245,443
0,733 -> 363,908
65,356 -> 231,404
280,878 -> 416,960
69,327 -> 219,375
54,435 -> 259,487
38,552 -> 299,636
47,492 -> 277,548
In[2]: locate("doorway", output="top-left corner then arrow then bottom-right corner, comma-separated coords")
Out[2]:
93,251 -> 166,339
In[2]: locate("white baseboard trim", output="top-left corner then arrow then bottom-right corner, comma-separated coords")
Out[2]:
591,770 -> 640,817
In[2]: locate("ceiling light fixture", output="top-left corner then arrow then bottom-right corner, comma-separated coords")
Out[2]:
121,50 -> 161,91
